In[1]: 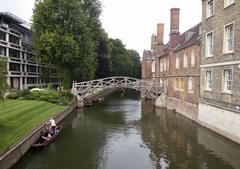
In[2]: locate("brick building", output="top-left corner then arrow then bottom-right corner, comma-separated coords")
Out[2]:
142,8 -> 201,120
198,0 -> 240,144
0,12 -> 61,90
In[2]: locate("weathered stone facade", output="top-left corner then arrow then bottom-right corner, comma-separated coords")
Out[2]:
200,0 -> 240,110
199,0 -> 240,144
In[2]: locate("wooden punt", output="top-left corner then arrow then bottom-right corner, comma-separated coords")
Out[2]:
32,125 -> 63,149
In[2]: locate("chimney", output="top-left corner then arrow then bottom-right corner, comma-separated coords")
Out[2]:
169,8 -> 180,49
157,23 -> 164,44
156,23 -> 164,55
151,34 -> 157,50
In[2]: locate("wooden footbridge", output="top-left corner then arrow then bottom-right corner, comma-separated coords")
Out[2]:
71,76 -> 164,101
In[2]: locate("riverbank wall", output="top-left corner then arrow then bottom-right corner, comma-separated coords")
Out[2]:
0,100 -> 77,169
154,95 -> 240,145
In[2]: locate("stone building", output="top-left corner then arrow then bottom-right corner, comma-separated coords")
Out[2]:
0,12 -> 60,90
198,0 -> 240,144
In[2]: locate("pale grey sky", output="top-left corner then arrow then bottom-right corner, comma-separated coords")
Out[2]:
0,0 -> 202,56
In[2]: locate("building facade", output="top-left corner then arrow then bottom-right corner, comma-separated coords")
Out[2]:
142,8 -> 201,120
0,12 -> 60,90
199,0 -> 240,144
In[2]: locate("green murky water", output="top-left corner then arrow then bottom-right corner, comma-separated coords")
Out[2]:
13,90 -> 240,169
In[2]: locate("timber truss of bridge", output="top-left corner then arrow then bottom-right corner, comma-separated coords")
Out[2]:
71,76 -> 164,101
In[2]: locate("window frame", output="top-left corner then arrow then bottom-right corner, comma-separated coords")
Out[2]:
205,70 -> 213,91
206,31 -> 214,58
222,68 -> 233,93
223,22 -> 234,54
191,49 -> 195,67
206,0 -> 214,18
176,55 -> 180,69
175,78 -> 179,91
188,77 -> 194,93
224,0 -> 235,8
183,52 -> 188,68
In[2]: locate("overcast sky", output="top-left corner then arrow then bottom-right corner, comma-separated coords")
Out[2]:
0,0 -> 202,56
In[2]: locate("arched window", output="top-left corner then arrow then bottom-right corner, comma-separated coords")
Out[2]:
183,52 -> 188,68
180,78 -> 184,91
188,77 -> 194,93
191,49 -> 195,67
163,59 -> 167,71
160,61 -> 163,72
176,55 -> 179,69
175,78 -> 179,90
151,61 -> 155,73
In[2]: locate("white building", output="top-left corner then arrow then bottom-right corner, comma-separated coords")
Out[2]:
0,12 -> 60,90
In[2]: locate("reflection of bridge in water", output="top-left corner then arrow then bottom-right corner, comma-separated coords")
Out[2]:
71,76 -> 164,101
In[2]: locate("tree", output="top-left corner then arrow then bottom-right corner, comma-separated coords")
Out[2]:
0,59 -> 7,99
127,49 -> 141,78
32,0 -> 102,87
95,30 -> 111,78
109,39 -> 141,78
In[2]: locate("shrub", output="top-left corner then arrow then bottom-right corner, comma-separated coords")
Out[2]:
7,89 -> 73,106
6,92 -> 18,99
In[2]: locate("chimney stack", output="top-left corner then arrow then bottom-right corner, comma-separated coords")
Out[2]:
169,8 -> 180,49
157,23 -> 164,44
151,34 -> 157,50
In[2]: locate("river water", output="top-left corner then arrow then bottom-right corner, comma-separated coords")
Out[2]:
13,90 -> 240,169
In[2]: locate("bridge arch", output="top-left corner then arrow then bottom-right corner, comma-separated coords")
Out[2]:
71,76 -> 164,101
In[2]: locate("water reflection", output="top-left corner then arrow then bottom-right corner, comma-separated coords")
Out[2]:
13,90 -> 240,169
140,106 -> 240,169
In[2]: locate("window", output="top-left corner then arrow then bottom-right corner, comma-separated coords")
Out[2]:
0,46 -> 6,56
179,78 -> 184,91
183,52 -> 188,68
206,32 -> 213,57
175,78 -> 179,90
160,62 -> 163,72
224,23 -> 234,53
176,55 -> 179,69
152,61 -> 155,73
224,0 -> 235,7
191,49 -> 195,67
188,78 -> 193,93
206,70 -> 212,90
223,69 -> 232,92
207,0 -> 214,18
163,59 -> 166,71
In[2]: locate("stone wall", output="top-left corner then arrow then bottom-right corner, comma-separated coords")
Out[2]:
198,102 -> 240,144
166,97 -> 198,122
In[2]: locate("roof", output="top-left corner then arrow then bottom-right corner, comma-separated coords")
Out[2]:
173,22 -> 202,52
0,12 -> 31,31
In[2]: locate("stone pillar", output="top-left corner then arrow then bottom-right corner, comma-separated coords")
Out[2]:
155,92 -> 167,108
76,100 -> 84,108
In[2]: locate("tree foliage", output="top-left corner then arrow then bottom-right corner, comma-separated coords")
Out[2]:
109,39 -> 141,78
32,0 -> 101,87
32,0 -> 141,87
0,59 -> 8,99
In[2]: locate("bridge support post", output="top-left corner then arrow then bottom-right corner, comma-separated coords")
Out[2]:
76,100 -> 84,108
155,92 -> 167,108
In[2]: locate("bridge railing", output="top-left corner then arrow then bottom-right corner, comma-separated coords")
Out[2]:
72,76 -> 164,100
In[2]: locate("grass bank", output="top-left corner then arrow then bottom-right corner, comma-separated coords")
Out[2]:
0,99 -> 65,154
